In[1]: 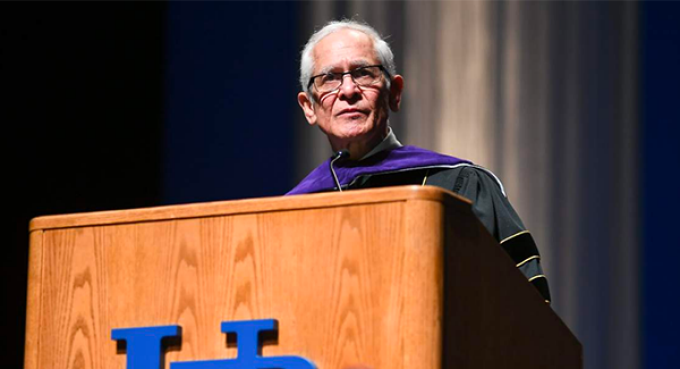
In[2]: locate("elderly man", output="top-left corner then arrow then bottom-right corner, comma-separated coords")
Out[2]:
288,20 -> 550,303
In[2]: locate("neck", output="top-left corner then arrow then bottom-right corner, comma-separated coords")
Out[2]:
331,127 -> 388,160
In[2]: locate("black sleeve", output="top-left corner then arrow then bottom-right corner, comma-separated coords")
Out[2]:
426,166 -> 551,303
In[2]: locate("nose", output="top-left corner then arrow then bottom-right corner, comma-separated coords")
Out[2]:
337,73 -> 360,99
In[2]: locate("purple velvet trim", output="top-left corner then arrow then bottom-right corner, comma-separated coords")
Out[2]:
286,145 -> 470,195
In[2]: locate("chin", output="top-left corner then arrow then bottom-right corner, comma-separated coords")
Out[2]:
333,118 -> 373,138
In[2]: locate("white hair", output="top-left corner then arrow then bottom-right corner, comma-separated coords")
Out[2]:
299,20 -> 397,97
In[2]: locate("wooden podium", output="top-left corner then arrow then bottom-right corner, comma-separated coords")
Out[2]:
25,186 -> 581,369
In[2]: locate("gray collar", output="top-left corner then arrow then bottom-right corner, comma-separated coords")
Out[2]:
360,127 -> 403,160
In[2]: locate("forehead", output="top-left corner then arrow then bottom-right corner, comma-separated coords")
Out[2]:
313,29 -> 378,73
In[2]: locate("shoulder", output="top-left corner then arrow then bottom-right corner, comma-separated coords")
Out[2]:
286,159 -> 333,195
427,165 -> 525,240
426,164 -> 507,198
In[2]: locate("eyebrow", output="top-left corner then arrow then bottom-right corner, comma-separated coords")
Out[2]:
317,60 -> 372,75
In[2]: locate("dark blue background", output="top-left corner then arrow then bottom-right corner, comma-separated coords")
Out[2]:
162,2 -> 299,204
641,2 -> 680,368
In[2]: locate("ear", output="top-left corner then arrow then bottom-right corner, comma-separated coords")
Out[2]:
388,75 -> 404,112
297,92 -> 317,125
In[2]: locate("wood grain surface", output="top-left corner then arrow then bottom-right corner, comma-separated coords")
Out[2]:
26,186 -> 581,369
27,187 -> 447,369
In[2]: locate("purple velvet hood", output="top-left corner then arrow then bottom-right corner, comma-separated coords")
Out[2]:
286,145 -> 470,195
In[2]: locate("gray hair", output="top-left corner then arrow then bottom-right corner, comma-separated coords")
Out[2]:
299,20 -> 397,96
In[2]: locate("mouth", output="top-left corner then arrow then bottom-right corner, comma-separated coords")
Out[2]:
337,108 -> 368,118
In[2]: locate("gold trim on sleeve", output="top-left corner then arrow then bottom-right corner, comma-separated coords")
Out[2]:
516,255 -> 540,268
528,274 -> 547,282
500,230 -> 530,244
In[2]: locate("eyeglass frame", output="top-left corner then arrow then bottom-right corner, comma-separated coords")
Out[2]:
307,65 -> 392,93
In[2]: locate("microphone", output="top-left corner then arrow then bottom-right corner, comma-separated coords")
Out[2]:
329,149 -> 350,192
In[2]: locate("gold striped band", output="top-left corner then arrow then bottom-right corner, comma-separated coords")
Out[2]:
421,170 -> 429,185
516,255 -> 540,268
528,274 -> 547,282
500,230 -> 531,244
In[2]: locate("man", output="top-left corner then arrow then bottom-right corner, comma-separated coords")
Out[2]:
289,20 -> 550,303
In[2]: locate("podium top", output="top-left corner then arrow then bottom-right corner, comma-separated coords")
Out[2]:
30,185 -> 471,232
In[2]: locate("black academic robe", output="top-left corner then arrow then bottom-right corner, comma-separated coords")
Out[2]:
347,165 -> 551,303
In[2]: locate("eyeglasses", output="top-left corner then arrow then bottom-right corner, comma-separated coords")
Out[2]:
308,65 -> 389,93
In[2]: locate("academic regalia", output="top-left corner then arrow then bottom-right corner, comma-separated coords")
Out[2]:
287,131 -> 551,303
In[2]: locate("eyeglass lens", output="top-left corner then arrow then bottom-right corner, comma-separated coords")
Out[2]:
314,66 -> 382,92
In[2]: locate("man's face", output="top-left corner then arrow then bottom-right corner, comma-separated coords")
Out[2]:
298,29 -> 403,156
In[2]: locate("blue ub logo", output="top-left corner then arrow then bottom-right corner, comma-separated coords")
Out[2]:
112,319 -> 315,369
